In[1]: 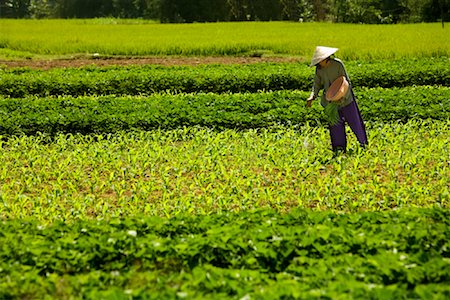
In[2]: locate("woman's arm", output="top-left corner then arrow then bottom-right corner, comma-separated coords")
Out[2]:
306,70 -> 322,106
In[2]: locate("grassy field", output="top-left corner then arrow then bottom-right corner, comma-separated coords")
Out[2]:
0,20 -> 449,60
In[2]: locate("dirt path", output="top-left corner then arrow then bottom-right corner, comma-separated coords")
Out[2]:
0,56 -> 304,69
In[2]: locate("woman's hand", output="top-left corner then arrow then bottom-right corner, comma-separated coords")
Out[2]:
306,96 -> 314,108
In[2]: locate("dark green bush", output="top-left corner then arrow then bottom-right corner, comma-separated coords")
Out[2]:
0,86 -> 448,135
0,58 -> 448,97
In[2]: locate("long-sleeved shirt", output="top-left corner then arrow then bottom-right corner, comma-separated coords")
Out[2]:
309,58 -> 354,108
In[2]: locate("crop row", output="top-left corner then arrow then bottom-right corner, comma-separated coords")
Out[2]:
1,208 -> 449,299
0,86 -> 448,135
1,119 -> 448,221
0,58 -> 448,97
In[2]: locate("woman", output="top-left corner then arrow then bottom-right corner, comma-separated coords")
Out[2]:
306,46 -> 368,153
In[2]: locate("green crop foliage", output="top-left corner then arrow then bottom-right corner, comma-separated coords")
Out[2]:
1,58 -> 448,97
1,208 -> 449,299
0,119 -> 448,222
0,86 -> 448,135
0,20 -> 449,59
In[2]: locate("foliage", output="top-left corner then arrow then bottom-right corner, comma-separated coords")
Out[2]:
0,208 -> 449,298
0,0 -> 448,23
0,86 -> 449,135
324,102 -> 341,126
1,58 -> 449,97
0,119 -> 449,221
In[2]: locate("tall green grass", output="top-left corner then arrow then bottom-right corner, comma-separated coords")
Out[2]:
0,20 -> 448,60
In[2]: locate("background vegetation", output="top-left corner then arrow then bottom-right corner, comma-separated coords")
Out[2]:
0,0 -> 448,23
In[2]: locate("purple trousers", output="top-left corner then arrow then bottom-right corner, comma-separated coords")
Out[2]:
329,100 -> 368,151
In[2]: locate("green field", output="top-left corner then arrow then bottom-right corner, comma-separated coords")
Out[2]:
0,20 -> 449,60
0,20 -> 449,299
1,119 -> 449,222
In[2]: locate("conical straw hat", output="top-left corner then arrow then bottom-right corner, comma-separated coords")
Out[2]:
310,46 -> 339,67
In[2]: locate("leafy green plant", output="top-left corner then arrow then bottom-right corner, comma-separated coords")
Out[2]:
324,102 -> 341,125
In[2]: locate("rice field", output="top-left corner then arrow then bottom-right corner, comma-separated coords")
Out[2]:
0,20 -> 449,60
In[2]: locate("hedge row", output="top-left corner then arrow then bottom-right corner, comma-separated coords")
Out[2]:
0,58 -> 448,97
0,86 -> 448,135
1,208 -> 449,299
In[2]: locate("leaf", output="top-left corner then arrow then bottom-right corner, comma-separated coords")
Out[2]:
324,102 -> 341,126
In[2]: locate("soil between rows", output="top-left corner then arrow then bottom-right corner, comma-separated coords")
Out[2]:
0,56 -> 304,69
